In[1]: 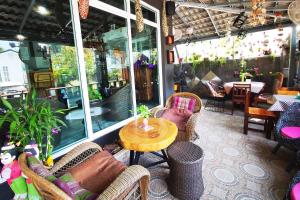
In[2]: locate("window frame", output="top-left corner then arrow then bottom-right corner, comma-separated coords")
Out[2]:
53,0 -> 163,158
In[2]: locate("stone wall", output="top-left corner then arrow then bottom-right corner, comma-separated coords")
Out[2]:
175,56 -> 289,97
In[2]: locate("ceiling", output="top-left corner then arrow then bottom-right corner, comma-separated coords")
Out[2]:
173,0 -> 294,44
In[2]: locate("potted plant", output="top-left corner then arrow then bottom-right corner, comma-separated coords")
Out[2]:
136,105 -> 152,131
0,90 -> 66,166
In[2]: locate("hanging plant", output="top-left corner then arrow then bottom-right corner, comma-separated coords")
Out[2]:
135,0 -> 144,32
78,0 -> 90,19
162,0 -> 168,36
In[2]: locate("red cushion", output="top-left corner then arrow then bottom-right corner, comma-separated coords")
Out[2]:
281,127 -> 300,139
161,108 -> 193,131
291,182 -> 300,200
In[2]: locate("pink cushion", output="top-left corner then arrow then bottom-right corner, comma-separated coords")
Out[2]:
291,182 -> 300,200
161,108 -> 193,131
281,127 -> 300,139
172,96 -> 196,112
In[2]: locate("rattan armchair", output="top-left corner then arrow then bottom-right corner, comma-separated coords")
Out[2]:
19,142 -> 150,200
152,92 -> 202,142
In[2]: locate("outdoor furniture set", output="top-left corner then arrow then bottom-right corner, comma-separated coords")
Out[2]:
19,92 -> 204,200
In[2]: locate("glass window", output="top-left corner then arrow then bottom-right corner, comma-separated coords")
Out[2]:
0,0 -> 86,150
130,1 -> 156,23
131,20 -> 160,108
80,7 -> 133,133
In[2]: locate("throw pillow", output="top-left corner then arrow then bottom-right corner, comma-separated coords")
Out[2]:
161,108 -> 193,131
27,155 -> 56,182
27,155 -> 97,200
68,150 -> 126,194
172,96 -> 196,112
56,173 -> 97,200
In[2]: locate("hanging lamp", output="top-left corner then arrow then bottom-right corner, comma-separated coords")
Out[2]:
135,0 -> 144,32
162,0 -> 168,36
78,0 -> 90,19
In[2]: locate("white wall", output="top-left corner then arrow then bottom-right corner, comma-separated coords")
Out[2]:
0,51 -> 28,86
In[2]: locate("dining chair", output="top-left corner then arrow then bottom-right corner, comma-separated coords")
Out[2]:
231,83 -> 251,115
254,72 -> 284,106
244,91 -> 276,139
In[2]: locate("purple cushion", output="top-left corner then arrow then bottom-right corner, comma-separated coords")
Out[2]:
281,127 -> 300,139
161,108 -> 193,131
291,182 -> 300,200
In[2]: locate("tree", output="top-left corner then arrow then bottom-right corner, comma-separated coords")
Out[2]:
51,46 -> 96,86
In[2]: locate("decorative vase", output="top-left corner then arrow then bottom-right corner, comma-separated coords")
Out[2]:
139,118 -> 153,131
143,118 -> 148,127
135,0 -> 144,32
78,0 -> 89,19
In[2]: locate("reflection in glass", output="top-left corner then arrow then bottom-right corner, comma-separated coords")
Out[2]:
131,21 -> 160,108
80,7 -> 133,133
0,0 -> 86,150
100,0 -> 126,10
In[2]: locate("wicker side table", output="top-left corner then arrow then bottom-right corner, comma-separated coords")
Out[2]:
167,142 -> 204,200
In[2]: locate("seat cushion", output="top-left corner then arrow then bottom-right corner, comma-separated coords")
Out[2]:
172,96 -> 196,112
291,182 -> 300,200
161,108 -> 193,131
281,127 -> 300,139
68,150 -> 126,194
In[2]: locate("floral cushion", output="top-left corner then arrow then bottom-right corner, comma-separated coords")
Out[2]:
161,108 -> 193,131
27,155 -> 56,182
281,127 -> 300,139
172,96 -> 196,112
27,156 -> 97,200
291,182 -> 300,200
57,173 -> 97,200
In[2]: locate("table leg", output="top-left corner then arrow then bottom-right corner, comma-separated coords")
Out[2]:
133,152 -> 141,165
161,149 -> 168,160
130,150 -> 134,165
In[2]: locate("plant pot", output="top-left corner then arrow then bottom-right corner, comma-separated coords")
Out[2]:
139,118 -> 153,131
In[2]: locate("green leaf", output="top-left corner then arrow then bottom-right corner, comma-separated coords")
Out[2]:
1,98 -> 13,110
9,121 -> 17,134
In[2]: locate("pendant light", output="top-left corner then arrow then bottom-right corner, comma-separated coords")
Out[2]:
78,0 -> 90,19
162,0 -> 168,36
135,0 -> 144,32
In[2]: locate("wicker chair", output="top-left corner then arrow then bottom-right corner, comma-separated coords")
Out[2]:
272,103 -> 300,171
19,142 -> 150,200
152,92 -> 202,142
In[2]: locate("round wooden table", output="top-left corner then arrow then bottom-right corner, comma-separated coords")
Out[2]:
119,118 -> 178,167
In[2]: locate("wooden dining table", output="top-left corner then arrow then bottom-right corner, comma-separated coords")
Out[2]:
119,118 -> 178,167
223,81 -> 265,95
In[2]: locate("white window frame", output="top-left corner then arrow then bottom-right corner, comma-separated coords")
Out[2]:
53,0 -> 163,158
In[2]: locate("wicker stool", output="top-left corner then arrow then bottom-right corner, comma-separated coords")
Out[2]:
167,141 -> 204,200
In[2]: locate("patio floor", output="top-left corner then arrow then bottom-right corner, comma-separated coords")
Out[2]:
139,108 -> 294,200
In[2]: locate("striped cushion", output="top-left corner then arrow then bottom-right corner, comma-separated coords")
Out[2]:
173,96 -> 196,112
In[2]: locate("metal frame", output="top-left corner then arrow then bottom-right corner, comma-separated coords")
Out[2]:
53,0 -> 163,158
